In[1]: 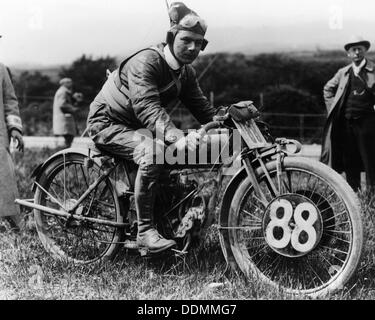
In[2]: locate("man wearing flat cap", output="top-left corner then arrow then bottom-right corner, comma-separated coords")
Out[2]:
0,34 -> 25,231
53,78 -> 81,148
87,2 -> 216,253
321,36 -> 375,190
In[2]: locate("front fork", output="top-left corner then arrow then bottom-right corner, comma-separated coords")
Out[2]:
242,138 -> 299,205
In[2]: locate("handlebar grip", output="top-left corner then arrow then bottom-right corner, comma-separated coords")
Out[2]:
213,114 -> 230,122
198,121 -> 222,137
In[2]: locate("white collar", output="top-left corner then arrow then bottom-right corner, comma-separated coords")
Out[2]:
352,58 -> 367,76
163,45 -> 182,71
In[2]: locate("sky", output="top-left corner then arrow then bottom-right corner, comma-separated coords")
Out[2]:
0,0 -> 375,66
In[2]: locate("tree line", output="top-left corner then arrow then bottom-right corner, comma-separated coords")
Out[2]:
12,50 -> 373,142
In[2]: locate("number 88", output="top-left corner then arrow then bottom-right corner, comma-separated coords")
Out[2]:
265,199 -> 319,253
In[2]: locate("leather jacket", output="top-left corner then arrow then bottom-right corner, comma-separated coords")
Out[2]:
87,43 -> 216,139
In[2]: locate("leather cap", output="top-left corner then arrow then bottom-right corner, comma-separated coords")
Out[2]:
168,2 -> 207,35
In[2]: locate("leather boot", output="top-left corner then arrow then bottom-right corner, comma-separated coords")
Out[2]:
135,164 -> 176,254
137,227 -> 176,254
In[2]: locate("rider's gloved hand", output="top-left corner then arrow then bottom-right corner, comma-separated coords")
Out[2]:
165,127 -> 185,144
175,131 -> 202,152
186,131 -> 202,151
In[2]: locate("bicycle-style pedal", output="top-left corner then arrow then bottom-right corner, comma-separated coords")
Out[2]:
138,246 -> 177,258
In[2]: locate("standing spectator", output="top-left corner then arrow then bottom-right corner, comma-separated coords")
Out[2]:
0,44 -> 25,231
53,78 -> 80,148
321,35 -> 375,191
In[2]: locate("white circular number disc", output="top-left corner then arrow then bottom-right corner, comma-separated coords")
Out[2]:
263,195 -> 323,257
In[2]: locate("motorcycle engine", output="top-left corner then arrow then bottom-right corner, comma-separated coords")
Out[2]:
154,170 -> 207,250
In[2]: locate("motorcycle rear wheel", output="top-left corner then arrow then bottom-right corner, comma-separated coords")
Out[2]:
34,153 -> 124,264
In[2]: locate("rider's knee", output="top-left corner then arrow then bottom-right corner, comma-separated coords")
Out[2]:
134,137 -> 165,167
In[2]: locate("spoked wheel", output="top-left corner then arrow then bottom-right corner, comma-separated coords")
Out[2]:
228,157 -> 363,297
34,153 -> 124,264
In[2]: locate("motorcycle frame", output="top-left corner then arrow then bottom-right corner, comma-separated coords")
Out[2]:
15,119 -> 293,235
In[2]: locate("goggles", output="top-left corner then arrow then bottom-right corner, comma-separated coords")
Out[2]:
171,13 -> 207,36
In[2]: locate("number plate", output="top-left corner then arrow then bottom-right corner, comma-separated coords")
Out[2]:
262,194 -> 323,258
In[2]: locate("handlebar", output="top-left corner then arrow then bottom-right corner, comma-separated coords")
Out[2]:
213,113 -> 230,122
196,109 -> 230,137
198,121 -> 224,137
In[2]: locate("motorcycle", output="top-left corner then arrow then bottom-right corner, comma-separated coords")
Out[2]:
16,101 -> 363,298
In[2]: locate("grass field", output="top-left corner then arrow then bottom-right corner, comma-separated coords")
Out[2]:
1,148 -> 375,300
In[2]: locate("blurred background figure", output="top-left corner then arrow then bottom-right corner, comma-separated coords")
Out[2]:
0,36 -> 25,232
72,91 -> 84,136
52,78 -> 83,148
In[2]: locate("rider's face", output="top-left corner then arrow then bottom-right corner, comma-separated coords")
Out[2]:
173,30 -> 204,65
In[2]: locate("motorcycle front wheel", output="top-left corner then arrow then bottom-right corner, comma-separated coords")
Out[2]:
227,156 -> 363,298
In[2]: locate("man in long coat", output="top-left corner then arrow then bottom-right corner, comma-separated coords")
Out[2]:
52,78 -> 78,148
321,36 -> 375,190
0,52 -> 24,230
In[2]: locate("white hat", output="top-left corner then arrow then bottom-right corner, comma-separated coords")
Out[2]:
59,78 -> 73,86
344,35 -> 371,51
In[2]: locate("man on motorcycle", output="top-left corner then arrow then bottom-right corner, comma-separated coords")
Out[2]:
86,2 -> 216,253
